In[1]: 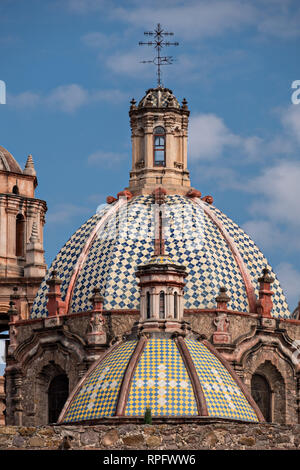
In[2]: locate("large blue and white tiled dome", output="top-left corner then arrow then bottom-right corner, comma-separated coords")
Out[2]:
31,195 -> 290,319
59,335 -> 261,424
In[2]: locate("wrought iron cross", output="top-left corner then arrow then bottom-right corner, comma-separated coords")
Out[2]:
139,23 -> 179,87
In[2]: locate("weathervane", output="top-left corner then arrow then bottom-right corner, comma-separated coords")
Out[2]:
139,23 -> 179,87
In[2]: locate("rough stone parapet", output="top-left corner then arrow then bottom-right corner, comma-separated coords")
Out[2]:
0,423 -> 299,450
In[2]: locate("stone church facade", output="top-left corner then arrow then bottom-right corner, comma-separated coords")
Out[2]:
0,87 -> 300,429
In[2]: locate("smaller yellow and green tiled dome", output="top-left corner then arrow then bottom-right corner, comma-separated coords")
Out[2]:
59,335 -> 262,424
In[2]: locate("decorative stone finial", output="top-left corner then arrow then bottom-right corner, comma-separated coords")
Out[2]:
186,188 -> 202,199
181,98 -> 188,109
117,189 -> 133,200
7,300 -> 19,351
46,270 -> 66,316
201,195 -> 214,204
130,98 -> 137,110
29,221 -> 39,243
89,287 -> 104,312
258,267 -> 274,285
215,287 -> 230,310
23,154 -> 36,176
256,267 -> 274,318
106,196 -> 117,204
7,300 -> 18,319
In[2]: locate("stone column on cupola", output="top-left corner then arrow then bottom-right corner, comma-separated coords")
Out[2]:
144,113 -> 154,170
5,204 -> 19,274
23,155 -> 41,245
164,112 -> 175,170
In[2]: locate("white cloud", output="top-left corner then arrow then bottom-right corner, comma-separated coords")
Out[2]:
114,1 -> 256,40
66,0 -> 105,13
8,84 -> 127,113
188,113 -> 264,161
81,31 -> 119,49
258,7 -> 300,39
275,262 -> 300,310
45,84 -> 89,113
105,49 -> 152,78
281,104 -> 300,145
242,219 -> 286,251
247,160 -> 300,227
189,113 -> 239,160
8,91 -> 41,108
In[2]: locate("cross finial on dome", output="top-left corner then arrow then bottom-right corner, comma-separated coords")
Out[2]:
139,23 -> 179,87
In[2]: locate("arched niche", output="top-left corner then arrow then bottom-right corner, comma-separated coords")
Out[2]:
251,361 -> 286,424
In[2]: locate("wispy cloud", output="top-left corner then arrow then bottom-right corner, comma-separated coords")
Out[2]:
188,113 -> 263,161
247,160 -> 300,227
47,203 -> 91,224
81,31 -> 119,49
114,1 -> 256,40
275,262 -> 300,309
8,84 -> 128,113
66,0 -> 106,13
257,5 -> 300,39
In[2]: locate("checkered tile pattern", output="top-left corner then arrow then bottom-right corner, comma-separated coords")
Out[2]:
205,202 -> 290,318
185,338 -> 258,422
164,196 -> 249,311
125,338 -> 198,416
63,340 -> 137,423
71,196 -> 154,311
31,204 -> 111,318
30,195 -> 291,318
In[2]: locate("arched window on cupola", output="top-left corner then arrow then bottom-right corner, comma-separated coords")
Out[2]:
154,126 -> 166,167
12,185 -> 19,195
174,292 -> 178,319
16,214 -> 25,257
159,291 -> 165,319
146,292 -> 151,319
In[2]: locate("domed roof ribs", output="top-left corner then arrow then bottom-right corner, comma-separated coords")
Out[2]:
0,145 -> 23,174
57,340 -> 122,424
115,336 -> 148,416
194,199 -> 257,314
202,339 -> 265,422
64,198 -> 128,313
175,336 -> 208,416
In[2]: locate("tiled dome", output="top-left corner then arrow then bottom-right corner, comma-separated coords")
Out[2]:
31,195 -> 291,319
59,335 -> 261,424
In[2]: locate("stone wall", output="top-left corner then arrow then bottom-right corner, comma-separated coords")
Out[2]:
0,422 -> 299,450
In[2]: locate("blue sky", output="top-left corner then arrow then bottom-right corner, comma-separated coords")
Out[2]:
1,0 -> 300,318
